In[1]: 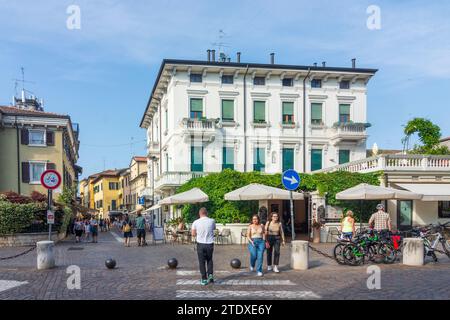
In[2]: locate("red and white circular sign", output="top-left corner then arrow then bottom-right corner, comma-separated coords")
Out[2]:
40,170 -> 61,190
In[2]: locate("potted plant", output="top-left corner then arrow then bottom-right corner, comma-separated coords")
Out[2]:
312,220 -> 322,243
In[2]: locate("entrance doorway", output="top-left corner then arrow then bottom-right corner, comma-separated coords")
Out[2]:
268,199 -> 308,239
397,200 -> 413,231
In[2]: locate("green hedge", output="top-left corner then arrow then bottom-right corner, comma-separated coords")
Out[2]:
0,201 -> 46,234
176,169 -> 383,224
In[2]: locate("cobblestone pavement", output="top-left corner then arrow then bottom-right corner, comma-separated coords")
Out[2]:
1,230 -> 449,300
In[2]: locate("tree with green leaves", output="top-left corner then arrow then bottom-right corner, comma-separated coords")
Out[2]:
403,118 -> 450,155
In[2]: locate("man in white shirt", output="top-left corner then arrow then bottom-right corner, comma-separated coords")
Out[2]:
191,207 -> 216,285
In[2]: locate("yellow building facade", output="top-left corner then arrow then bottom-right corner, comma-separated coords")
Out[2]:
91,170 -> 122,218
0,103 -> 81,196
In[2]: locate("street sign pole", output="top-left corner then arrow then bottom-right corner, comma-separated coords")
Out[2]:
290,190 -> 295,241
48,189 -> 52,241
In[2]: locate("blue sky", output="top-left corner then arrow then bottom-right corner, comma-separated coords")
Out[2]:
1,0 -> 449,178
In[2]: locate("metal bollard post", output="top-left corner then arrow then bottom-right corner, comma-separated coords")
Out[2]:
291,240 -> 309,270
36,240 -> 55,270
402,238 -> 424,266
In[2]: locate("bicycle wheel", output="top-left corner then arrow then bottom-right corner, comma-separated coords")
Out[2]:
333,243 -> 346,265
441,240 -> 450,258
368,244 -> 384,264
378,243 -> 397,264
343,243 -> 364,266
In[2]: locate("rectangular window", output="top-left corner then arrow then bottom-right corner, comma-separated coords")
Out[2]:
311,79 -> 322,88
29,129 -> 46,146
253,77 -> 265,85
190,98 -> 203,119
339,150 -> 350,164
30,162 -> 46,183
190,73 -> 202,83
311,103 -> 323,125
438,201 -> 450,218
221,75 -> 234,84
221,100 -> 234,121
397,200 -> 413,230
111,200 -> 117,210
282,78 -> 293,87
222,147 -> 234,170
282,148 -> 294,172
339,104 -> 351,123
165,109 -> 168,131
340,80 -> 350,89
282,102 -> 294,124
311,149 -> 322,171
191,146 -> 203,172
253,147 -> 265,172
253,101 -> 266,123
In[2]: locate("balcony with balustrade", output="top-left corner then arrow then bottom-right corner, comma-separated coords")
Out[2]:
147,140 -> 160,157
314,154 -> 450,174
330,122 -> 370,144
180,118 -> 219,142
154,171 -> 207,192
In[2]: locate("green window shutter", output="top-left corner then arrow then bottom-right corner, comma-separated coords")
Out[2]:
191,146 -> 203,172
339,150 -> 350,164
222,100 -> 234,121
253,147 -> 265,171
222,147 -> 234,170
282,102 -> 294,115
311,103 -> 322,123
190,98 -> 203,112
311,149 -> 322,171
282,148 -> 294,172
253,101 -> 265,122
339,104 -> 350,115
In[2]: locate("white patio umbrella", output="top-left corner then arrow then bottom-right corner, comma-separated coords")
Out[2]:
159,187 -> 209,205
335,183 -> 422,230
224,183 -> 304,201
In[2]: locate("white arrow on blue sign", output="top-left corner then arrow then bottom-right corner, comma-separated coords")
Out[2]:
282,169 -> 300,191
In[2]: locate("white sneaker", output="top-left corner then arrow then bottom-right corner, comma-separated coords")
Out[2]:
273,265 -> 280,273
249,266 -> 254,272
257,272 -> 263,277
267,266 -> 272,271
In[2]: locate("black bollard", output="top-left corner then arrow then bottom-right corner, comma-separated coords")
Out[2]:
105,258 -> 116,269
230,258 -> 241,269
167,258 -> 178,269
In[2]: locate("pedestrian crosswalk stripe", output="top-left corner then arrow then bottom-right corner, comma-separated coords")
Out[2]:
176,290 -> 321,299
176,279 -> 296,286
110,231 -> 124,243
0,280 -> 28,293
177,270 -> 232,276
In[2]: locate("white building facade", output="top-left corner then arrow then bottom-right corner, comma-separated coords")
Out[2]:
140,56 -> 377,212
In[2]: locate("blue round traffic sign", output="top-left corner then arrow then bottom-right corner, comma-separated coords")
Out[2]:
282,169 -> 300,191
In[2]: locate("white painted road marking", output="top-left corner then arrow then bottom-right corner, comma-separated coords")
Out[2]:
0,280 -> 28,293
176,279 -> 296,286
176,290 -> 321,299
110,231 -> 124,243
177,270 -> 232,276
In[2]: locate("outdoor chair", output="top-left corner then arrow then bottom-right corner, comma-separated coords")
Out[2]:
327,227 -> 341,242
219,228 -> 232,245
240,228 -> 248,245
214,229 -> 221,244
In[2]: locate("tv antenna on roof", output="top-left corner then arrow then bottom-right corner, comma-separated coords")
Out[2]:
12,67 -> 35,96
211,29 -> 231,61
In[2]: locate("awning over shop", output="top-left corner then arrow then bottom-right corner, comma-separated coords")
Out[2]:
145,204 -> 161,212
396,184 -> 450,201
158,188 -> 209,205
224,183 -> 304,201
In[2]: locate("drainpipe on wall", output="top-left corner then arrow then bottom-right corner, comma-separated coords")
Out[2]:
15,116 -> 21,194
243,65 -> 249,172
302,68 -> 311,173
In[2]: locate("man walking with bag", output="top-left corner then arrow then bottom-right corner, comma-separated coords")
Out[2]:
191,207 -> 216,286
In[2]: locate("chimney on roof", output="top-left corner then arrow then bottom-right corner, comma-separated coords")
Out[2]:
313,62 -> 317,67
237,52 -> 241,63
352,58 -> 356,68
322,61 -> 326,67
211,50 -> 216,62
270,53 -> 275,64
227,57 -> 231,62
207,49 -> 211,62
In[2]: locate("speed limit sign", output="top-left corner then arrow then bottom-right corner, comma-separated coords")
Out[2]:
40,170 -> 61,190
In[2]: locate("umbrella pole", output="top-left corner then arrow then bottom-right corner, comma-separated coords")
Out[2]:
360,200 -> 363,232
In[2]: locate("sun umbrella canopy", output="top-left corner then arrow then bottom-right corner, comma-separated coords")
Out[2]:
159,188 -> 209,205
335,183 -> 422,200
224,183 -> 304,201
